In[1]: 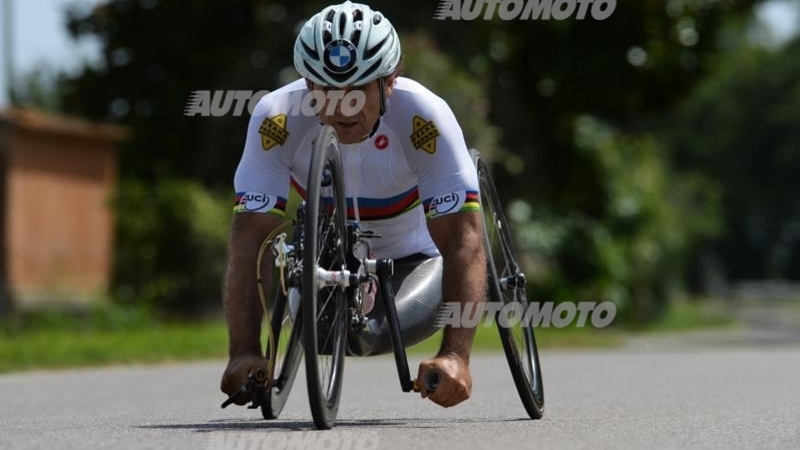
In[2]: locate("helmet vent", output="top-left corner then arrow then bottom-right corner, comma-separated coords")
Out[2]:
338,13 -> 347,36
302,40 -> 319,61
357,60 -> 382,83
363,35 -> 388,60
323,66 -> 357,84
303,61 -> 327,82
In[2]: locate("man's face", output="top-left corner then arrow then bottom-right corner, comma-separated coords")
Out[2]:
308,77 -> 394,144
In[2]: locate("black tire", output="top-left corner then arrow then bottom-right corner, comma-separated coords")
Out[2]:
260,279 -> 304,419
303,125 -> 349,429
472,149 -> 545,420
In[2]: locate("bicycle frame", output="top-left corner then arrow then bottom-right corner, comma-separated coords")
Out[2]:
269,203 -> 426,394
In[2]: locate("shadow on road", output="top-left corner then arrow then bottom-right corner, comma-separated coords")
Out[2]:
136,416 -> 530,432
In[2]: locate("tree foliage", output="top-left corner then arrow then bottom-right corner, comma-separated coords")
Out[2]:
661,36 -> 800,281
513,116 -> 722,322
49,0 -> 771,319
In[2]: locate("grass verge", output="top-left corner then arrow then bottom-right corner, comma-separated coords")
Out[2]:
0,298 -> 736,373
0,306 -> 229,373
621,298 -> 739,334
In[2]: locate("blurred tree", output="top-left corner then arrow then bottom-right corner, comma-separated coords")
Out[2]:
111,178 -> 231,316
56,0 -> 500,315
9,64 -> 64,112
57,1 -> 310,314
59,0 -> 313,185
511,116 -> 722,323
54,0 -> 766,320
469,0 -> 766,213
660,36 -> 800,281
385,0 -> 763,321
57,0 -> 765,187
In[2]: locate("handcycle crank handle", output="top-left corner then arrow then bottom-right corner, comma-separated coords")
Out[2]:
412,370 -> 441,393
220,367 -> 269,409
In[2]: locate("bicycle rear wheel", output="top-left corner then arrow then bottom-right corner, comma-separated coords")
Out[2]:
302,125 -> 349,429
472,149 -> 545,419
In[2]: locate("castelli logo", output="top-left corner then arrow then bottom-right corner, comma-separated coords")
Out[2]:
375,134 -> 389,150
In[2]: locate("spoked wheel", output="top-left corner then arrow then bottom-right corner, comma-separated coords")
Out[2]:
260,277 -> 304,419
302,125 -> 349,429
472,149 -> 545,420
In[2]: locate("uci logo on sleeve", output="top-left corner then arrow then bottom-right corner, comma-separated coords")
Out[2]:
431,192 -> 461,215
234,192 -> 287,216
424,190 -> 480,219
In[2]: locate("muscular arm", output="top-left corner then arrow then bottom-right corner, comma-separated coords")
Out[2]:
427,211 -> 487,364
223,212 -> 285,358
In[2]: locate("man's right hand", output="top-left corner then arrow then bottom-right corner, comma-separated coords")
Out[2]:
220,353 -> 270,405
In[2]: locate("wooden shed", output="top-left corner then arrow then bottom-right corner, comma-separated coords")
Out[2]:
0,108 -> 129,314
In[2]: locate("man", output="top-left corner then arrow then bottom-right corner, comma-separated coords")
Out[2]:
220,1 -> 487,409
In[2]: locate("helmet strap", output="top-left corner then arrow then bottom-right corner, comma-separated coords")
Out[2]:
364,77 -> 388,139
379,77 -> 388,116
368,117 -> 381,138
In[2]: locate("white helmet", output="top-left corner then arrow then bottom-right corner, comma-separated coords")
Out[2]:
294,1 -> 402,87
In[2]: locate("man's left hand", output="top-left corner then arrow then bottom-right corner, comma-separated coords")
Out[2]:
417,353 -> 472,408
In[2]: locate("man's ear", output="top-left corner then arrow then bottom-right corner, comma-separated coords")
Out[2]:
384,59 -> 403,97
384,75 -> 397,97
305,79 -> 314,91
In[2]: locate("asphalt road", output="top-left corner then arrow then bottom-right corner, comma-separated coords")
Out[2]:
2,347 -> 799,450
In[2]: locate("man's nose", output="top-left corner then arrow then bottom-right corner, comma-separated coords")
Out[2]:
328,89 -> 357,117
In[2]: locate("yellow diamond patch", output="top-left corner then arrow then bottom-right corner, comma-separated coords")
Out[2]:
259,114 -> 289,151
410,115 -> 439,154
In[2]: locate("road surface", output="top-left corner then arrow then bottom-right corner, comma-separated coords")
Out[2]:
2,345 -> 798,450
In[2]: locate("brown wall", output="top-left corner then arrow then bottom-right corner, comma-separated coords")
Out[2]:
1,109 -> 125,306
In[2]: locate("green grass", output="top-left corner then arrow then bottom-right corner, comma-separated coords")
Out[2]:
622,298 -> 739,334
0,306 -> 229,373
0,322 -> 228,373
0,298 -> 738,373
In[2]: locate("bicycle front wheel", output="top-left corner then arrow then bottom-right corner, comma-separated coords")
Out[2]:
302,125 -> 349,430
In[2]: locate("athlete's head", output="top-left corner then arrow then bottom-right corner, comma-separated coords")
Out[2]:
294,1 -> 402,143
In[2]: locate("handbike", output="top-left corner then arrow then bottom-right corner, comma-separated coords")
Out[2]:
221,125 -> 544,428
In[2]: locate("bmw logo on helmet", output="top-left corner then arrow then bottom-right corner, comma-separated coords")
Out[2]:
323,39 -> 358,74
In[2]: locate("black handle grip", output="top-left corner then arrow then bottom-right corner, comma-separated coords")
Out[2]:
220,387 -> 245,409
425,370 -> 441,391
220,368 -> 269,409
250,368 -> 267,383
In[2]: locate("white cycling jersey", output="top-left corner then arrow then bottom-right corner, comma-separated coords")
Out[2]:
233,77 -> 480,259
